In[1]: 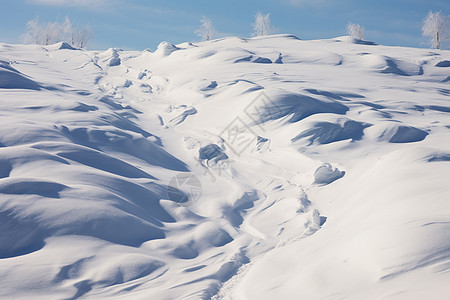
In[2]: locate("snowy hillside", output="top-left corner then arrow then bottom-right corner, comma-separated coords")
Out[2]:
0,35 -> 449,299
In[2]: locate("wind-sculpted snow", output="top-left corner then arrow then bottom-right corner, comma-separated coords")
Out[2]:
292,119 -> 371,144
435,60 -> 450,67
0,36 -> 449,299
97,48 -> 122,67
360,54 -> 423,76
45,42 -> 76,51
0,60 -> 40,90
313,163 -> 345,185
383,124 -> 429,143
155,41 -> 181,56
254,92 -> 349,124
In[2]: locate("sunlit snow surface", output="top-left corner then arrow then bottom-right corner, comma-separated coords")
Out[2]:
0,35 -> 449,299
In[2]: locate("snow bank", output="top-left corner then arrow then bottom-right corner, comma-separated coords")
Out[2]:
0,60 -> 40,90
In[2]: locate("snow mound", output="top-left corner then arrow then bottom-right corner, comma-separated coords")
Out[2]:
313,163 -> 345,185
333,35 -> 377,45
435,60 -> 450,67
97,48 -> 121,67
234,55 -> 273,64
46,42 -> 76,51
155,41 -> 181,56
361,54 -> 423,76
0,60 -> 40,90
282,50 -> 343,65
380,123 -> 429,143
199,144 -> 228,164
254,92 -> 349,124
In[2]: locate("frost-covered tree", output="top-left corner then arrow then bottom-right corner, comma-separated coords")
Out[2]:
72,25 -> 93,48
347,23 -> 365,40
22,17 -> 92,48
422,11 -> 449,49
195,16 -> 215,41
44,21 -> 63,45
252,11 -> 274,36
23,18 -> 45,45
62,17 -> 75,46
22,17 -> 62,45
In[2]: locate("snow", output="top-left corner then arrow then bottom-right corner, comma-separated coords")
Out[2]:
0,35 -> 449,299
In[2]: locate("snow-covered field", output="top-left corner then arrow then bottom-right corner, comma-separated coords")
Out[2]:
0,35 -> 449,299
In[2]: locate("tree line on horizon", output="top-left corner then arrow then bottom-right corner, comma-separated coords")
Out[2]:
22,16 -> 92,48
22,11 -> 450,50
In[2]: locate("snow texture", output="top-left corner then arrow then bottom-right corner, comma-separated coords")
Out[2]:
0,35 -> 449,299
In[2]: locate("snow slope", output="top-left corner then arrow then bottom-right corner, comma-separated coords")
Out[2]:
0,35 -> 449,299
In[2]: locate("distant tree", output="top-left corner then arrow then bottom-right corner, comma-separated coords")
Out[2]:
252,11 -> 274,36
346,23 -> 365,40
72,24 -> 93,48
422,11 -> 449,49
62,17 -> 75,46
44,21 -> 63,45
195,16 -> 215,41
22,17 -> 92,48
22,17 -> 45,45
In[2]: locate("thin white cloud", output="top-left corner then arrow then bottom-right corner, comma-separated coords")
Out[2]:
27,0 -> 106,7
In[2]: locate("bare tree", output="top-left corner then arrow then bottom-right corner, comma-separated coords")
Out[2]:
347,23 -> 365,40
422,11 -> 449,49
195,16 -> 215,41
252,11 -> 275,36
22,17 -> 93,48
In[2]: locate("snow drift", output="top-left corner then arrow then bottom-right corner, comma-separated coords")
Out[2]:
0,36 -> 449,299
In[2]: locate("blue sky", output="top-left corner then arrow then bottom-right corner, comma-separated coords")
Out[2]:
1,0 -> 449,50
